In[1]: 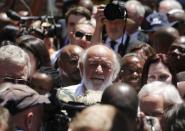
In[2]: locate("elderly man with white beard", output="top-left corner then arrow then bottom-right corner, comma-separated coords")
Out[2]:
57,44 -> 120,104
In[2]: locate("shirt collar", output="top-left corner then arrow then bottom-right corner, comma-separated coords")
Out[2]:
75,83 -> 85,96
105,33 -> 128,52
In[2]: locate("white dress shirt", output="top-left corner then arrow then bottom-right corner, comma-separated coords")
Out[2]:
105,33 -> 128,53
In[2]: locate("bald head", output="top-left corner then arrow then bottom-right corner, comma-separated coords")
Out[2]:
173,36 -> 185,46
85,45 -> 114,62
83,44 -> 115,58
70,104 -> 131,131
78,0 -> 93,14
101,82 -> 138,119
60,44 -> 84,60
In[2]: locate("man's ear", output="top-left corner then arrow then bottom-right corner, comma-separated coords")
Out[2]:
79,62 -> 84,76
57,58 -> 62,68
69,31 -> 75,43
112,71 -> 116,81
25,111 -> 34,130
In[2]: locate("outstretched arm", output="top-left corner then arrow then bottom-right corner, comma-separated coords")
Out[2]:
91,5 -> 106,44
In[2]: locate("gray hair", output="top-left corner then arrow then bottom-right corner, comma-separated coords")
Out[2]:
0,45 -> 31,78
138,81 -> 183,105
125,0 -> 145,17
79,44 -> 120,81
159,0 -> 183,13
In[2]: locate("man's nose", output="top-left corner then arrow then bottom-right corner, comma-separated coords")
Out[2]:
172,48 -> 180,54
95,65 -> 103,74
81,35 -> 86,41
132,71 -> 139,77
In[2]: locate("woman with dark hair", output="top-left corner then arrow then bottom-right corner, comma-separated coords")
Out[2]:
140,53 -> 177,88
17,35 -> 51,76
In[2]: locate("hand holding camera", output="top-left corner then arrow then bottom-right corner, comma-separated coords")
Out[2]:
94,2 -> 127,26
94,5 -> 106,28
138,112 -> 162,131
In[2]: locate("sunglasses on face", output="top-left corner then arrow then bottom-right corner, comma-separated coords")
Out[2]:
3,77 -> 29,85
75,31 -> 92,41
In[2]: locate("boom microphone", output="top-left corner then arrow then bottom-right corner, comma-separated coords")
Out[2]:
6,10 -> 21,21
6,10 -> 39,21
6,10 -> 63,21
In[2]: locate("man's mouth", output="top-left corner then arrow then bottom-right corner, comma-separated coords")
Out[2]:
92,77 -> 104,81
73,70 -> 80,74
170,53 -> 181,60
129,77 -> 139,82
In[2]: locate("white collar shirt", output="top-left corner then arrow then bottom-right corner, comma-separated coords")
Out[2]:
105,33 -> 127,52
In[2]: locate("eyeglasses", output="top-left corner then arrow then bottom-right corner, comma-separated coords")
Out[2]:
75,31 -> 92,41
3,76 -> 29,85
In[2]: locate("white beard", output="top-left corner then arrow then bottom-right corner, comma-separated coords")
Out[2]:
82,72 -> 113,91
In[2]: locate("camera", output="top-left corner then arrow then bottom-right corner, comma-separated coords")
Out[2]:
40,23 -> 63,38
104,1 -> 127,20
42,89 -> 88,131
142,116 -> 162,131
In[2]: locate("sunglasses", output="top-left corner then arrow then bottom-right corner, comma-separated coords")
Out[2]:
75,31 -> 92,41
3,77 -> 29,85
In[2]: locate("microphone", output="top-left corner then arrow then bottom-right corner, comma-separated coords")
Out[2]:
6,10 -> 21,21
6,10 -> 63,21
6,10 -> 39,21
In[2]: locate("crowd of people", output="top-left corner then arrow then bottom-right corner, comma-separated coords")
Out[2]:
0,0 -> 185,131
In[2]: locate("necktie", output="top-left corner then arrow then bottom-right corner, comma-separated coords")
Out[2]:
110,40 -> 116,50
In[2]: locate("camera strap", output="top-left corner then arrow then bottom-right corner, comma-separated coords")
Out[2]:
118,14 -> 130,57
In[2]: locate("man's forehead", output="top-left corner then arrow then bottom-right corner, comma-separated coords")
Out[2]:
86,51 -> 114,62
76,24 -> 94,34
140,94 -> 164,106
68,15 -> 87,22
123,56 -> 143,64
88,45 -> 113,55
140,94 -> 166,116
87,56 -> 112,64
63,46 -> 83,56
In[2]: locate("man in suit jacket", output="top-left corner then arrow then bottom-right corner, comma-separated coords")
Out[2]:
91,1 -> 132,57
